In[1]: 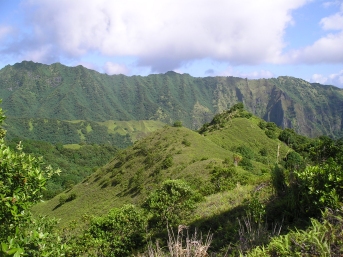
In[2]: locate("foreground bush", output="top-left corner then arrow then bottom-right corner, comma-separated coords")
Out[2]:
67,204 -> 148,256
0,105 -> 66,256
246,208 -> 343,256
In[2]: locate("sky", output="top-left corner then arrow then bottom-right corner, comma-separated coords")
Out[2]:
0,0 -> 343,87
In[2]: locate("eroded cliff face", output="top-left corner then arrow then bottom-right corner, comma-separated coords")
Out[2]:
209,76 -> 343,138
1,61 -> 343,138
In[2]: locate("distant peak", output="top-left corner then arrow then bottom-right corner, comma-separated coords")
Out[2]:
165,71 -> 180,75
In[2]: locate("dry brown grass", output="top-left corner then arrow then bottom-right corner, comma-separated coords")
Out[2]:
142,225 -> 213,257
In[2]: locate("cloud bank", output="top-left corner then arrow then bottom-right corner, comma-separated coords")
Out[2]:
1,0 -> 311,72
284,2 -> 343,64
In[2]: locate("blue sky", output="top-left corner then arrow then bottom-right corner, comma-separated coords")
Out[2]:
0,0 -> 343,87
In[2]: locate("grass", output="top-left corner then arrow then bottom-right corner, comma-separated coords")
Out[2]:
33,121 -> 283,229
142,226 -> 213,257
63,144 -> 81,150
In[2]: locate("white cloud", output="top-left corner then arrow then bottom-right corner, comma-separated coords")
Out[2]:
310,70 -> 343,87
22,45 -> 55,63
103,62 -> 129,75
282,2 -> 343,64
311,73 -> 328,84
10,0 -> 308,71
320,13 -> 343,30
221,66 -> 274,79
323,1 -> 342,8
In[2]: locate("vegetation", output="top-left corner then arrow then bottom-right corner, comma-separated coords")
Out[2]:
144,180 -> 202,227
6,138 -> 118,199
4,117 -> 165,148
2,99 -> 343,256
2,61 -> 343,138
0,106 -> 67,256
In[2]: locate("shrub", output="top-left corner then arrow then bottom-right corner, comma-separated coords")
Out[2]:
144,180 -> 202,227
237,145 -> 255,159
294,161 -> 343,216
88,204 -> 148,256
182,139 -> 191,147
259,147 -> 268,156
59,194 -> 68,205
0,105 -> 66,256
246,209 -> 343,257
173,121 -> 183,127
239,158 -> 254,171
210,166 -> 237,192
265,130 -> 277,139
162,155 -> 173,169
266,122 -> 277,131
68,192 -> 77,201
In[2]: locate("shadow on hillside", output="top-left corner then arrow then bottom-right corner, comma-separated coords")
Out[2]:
116,187 -> 141,198
53,203 -> 63,211
187,197 -> 304,255
188,204 -> 247,253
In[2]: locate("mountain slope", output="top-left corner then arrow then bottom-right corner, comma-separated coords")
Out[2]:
3,116 -> 165,147
32,111 -> 290,228
1,61 -> 343,137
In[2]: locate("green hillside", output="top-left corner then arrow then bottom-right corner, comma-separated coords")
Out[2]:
4,104 -> 343,256
32,106 -> 289,229
6,138 -> 118,199
1,61 -> 343,138
3,117 -> 165,148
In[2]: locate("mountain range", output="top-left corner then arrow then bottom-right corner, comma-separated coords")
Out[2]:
1,61 -> 343,140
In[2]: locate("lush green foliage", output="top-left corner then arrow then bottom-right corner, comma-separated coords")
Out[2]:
13,103 -> 342,256
68,204 -> 148,256
144,180 -> 202,227
246,209 -> 343,256
0,108 -> 67,256
6,137 -> 118,199
294,162 -> 343,216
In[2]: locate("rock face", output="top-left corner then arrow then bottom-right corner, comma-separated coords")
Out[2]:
1,61 -> 343,138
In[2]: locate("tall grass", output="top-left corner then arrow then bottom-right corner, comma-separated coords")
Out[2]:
142,226 -> 213,257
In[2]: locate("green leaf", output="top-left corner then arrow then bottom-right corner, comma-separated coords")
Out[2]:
1,242 -> 9,252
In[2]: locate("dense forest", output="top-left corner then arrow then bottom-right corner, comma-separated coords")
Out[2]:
1,103 -> 342,256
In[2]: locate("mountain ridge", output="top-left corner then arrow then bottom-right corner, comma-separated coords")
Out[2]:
1,61 -> 343,138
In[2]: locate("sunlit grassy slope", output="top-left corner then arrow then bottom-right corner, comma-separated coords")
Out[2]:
4,117 -> 165,147
33,110 -> 290,229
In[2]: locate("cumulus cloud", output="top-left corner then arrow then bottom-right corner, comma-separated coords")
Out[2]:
103,62 -> 129,75
2,0 -> 308,72
283,2 -> 343,64
221,66 -> 274,79
310,70 -> 343,87
311,73 -> 328,84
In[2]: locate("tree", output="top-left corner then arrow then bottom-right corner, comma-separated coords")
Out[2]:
144,180 -> 201,227
284,151 -> 304,171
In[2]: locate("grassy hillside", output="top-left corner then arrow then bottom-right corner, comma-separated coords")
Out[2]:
1,61 -> 343,138
4,117 -> 165,148
6,138 -> 118,199
32,108 -> 289,230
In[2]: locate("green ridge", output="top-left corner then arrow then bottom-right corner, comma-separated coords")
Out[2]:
1,61 -> 343,138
